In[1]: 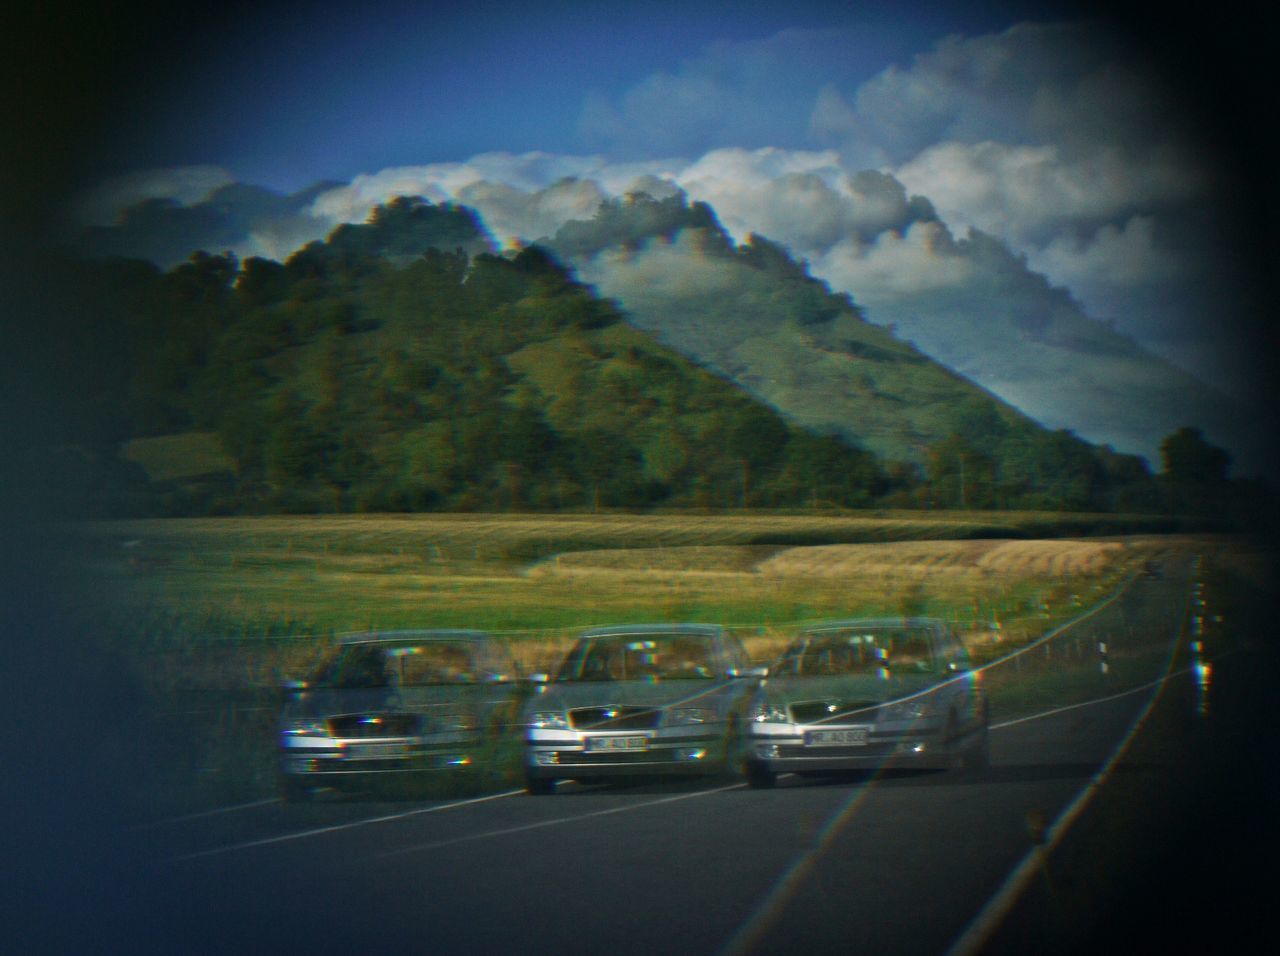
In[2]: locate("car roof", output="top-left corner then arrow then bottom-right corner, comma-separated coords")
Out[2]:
798,617 -> 946,634
337,629 -> 495,646
574,623 -> 725,639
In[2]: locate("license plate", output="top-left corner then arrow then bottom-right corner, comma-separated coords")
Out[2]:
805,727 -> 869,747
586,735 -> 648,752
345,742 -> 411,758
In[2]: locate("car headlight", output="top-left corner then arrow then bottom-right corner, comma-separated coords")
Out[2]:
749,701 -> 790,724
666,707 -> 713,726
282,717 -> 329,737
527,711 -> 570,730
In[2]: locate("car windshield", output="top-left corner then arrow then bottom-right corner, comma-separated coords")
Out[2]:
773,626 -> 938,677
556,632 -> 716,682
313,641 -> 478,688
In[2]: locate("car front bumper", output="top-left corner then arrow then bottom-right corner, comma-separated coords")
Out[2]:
746,721 -> 953,772
524,728 -> 729,779
280,733 -> 482,777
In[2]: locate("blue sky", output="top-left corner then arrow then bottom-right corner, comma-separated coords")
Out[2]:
94,1 -> 1084,190
5,0 -> 1272,470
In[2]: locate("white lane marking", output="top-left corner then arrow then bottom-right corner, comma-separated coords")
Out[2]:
379,781 -> 745,859
971,574 -> 1133,678
718,781 -> 877,956
945,574 -> 1194,956
167,789 -> 524,863
132,798 -> 280,829
723,571 -> 1188,956
989,668 -> 1189,731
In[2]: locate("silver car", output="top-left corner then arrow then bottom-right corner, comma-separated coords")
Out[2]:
743,618 -> 988,788
278,630 -> 524,800
521,624 -> 762,794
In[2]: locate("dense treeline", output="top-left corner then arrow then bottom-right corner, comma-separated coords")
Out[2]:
32,196 -> 1258,522
43,199 -> 891,514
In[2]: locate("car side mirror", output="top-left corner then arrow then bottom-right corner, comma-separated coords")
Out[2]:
280,678 -> 310,701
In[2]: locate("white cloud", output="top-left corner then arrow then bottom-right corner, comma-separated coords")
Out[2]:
1029,215 -> 1180,294
892,140 -> 1203,246
828,21 -> 1163,163
809,220 -> 975,300
305,152 -> 682,244
577,28 -> 863,157
73,165 -> 235,226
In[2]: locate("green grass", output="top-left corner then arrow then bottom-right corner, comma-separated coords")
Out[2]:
54,513 -> 1236,817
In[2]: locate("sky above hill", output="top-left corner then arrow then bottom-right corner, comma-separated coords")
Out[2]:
5,0 -> 1273,470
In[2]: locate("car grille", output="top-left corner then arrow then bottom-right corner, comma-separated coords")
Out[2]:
789,701 -> 881,724
775,742 -> 897,759
568,706 -> 662,730
567,749 -> 671,765
328,713 -> 421,738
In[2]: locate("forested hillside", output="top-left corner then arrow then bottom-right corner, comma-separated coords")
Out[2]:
34,196 -> 1246,519
43,199 -> 892,514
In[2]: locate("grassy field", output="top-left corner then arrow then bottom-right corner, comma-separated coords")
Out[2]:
51,512 -> 1248,815
59,512 -> 1226,678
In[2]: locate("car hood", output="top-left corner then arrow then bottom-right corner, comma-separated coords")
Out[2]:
530,678 -> 736,715
283,685 -> 478,721
759,672 -> 944,709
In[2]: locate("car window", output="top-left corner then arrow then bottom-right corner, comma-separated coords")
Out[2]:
775,626 -> 939,677
938,627 -> 972,671
488,639 -> 519,681
556,633 -> 717,681
315,642 -> 479,688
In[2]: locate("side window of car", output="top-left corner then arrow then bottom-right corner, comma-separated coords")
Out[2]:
937,627 -> 971,673
725,632 -> 750,672
496,640 -> 518,681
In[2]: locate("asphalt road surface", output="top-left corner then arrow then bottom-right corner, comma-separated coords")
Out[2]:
10,557 -> 1277,954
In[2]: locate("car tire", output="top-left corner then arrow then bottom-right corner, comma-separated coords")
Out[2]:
963,706 -> 991,772
525,773 -> 556,796
721,716 -> 746,777
945,714 -> 964,771
279,774 -> 314,803
745,760 -> 777,789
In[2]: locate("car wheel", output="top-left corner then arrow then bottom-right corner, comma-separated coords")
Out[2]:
721,716 -> 746,776
945,714 -> 964,771
745,760 -> 776,789
279,774 -> 314,803
525,772 -> 556,796
963,706 -> 991,772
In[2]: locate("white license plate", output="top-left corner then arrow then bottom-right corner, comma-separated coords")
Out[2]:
345,742 -> 412,758
586,735 -> 648,752
806,727 -> 870,747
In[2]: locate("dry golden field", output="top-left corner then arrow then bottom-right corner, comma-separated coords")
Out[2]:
60,513 -> 1218,680
53,514 -> 1254,814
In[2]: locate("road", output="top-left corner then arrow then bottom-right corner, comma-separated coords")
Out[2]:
11,557 -> 1277,954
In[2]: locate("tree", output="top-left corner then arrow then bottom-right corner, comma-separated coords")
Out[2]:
925,435 -> 994,509
1159,427 -> 1231,514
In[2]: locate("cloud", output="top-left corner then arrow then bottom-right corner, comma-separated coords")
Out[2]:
68,14 -> 1258,452
819,21 -> 1181,163
73,166 -> 235,227
810,220 -> 975,299
576,28 -> 864,158
303,153 -> 684,245
1031,215 -> 1179,294
892,140 -> 1203,247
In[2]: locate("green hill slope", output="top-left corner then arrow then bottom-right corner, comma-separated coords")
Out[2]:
545,193 -> 1052,464
34,195 -> 1181,517
43,200 -> 888,514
